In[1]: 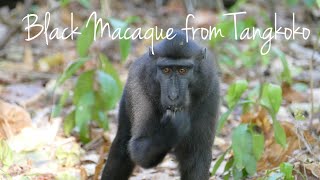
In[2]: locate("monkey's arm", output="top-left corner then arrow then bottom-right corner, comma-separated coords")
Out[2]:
128,111 -> 190,168
101,95 -> 135,180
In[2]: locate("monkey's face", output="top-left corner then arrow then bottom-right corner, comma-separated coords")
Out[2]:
156,58 -> 195,112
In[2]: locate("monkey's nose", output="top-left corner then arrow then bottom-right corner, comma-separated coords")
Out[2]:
168,92 -> 179,100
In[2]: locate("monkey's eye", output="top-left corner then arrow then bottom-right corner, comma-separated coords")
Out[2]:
162,67 -> 172,74
178,68 -> 188,75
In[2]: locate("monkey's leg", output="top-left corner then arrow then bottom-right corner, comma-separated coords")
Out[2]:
128,121 -> 178,168
101,97 -> 135,180
175,131 -> 213,180
129,111 -> 189,168
174,109 -> 215,180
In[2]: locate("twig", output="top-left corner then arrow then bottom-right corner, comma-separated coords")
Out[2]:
297,129 -> 313,156
0,69 -> 58,83
308,32 -> 319,128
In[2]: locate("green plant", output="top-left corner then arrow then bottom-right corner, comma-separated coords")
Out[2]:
54,54 -> 121,143
0,140 -> 13,169
59,0 -> 91,8
262,162 -> 298,180
0,140 -> 14,179
108,16 -> 140,62
212,80 -> 285,179
53,16 -> 135,143
286,0 -> 317,8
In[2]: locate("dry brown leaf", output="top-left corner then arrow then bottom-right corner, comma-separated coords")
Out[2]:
257,122 -> 299,171
257,121 -> 317,171
60,7 -> 83,28
241,108 -> 316,171
241,108 -> 271,135
295,161 -> 320,180
80,166 -> 88,180
301,163 -> 320,179
0,100 -> 32,139
93,135 -> 112,180
282,82 -> 307,103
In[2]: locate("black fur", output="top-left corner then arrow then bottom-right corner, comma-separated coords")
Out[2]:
101,31 -> 220,180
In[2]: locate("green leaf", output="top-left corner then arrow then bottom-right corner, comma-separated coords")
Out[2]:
223,172 -> 231,180
224,156 -> 234,172
108,17 -> 137,61
63,110 -> 75,136
0,140 -> 13,168
220,54 -> 235,67
117,16 -> 140,61
217,108 -> 233,134
97,70 -> 120,110
75,93 -> 95,128
210,18 -> 234,46
286,0 -> 299,6
260,83 -> 282,114
79,120 -> 90,143
55,57 -> 89,88
273,119 -> 287,147
76,20 -> 95,57
231,125 -> 250,170
252,132 -> 264,160
232,167 -> 244,180
226,80 -> 248,108
119,38 -> 131,62
73,70 -> 95,105
92,109 -> 109,130
260,83 -> 286,147
108,17 -> 131,61
273,48 -> 292,84
99,54 -> 123,92
211,151 -> 227,175
125,16 -> 140,24
243,154 -> 256,175
317,0 -> 320,7
75,92 -> 95,143
60,0 -> 70,6
280,162 -> 294,180
52,90 -> 70,117
303,0 -> 316,7
108,17 -> 128,30
232,124 -> 259,175
79,0 -> 90,8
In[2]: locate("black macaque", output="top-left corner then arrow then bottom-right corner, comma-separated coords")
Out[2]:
101,31 -> 220,180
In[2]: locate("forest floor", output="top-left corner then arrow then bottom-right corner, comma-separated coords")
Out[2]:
0,0 -> 319,179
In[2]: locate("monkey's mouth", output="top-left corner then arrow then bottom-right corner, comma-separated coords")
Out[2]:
167,106 -> 184,112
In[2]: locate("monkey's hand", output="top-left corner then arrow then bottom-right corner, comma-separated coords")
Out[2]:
162,109 -> 191,138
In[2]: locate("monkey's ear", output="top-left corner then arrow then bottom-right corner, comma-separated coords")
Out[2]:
149,47 -> 158,59
195,48 -> 206,60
